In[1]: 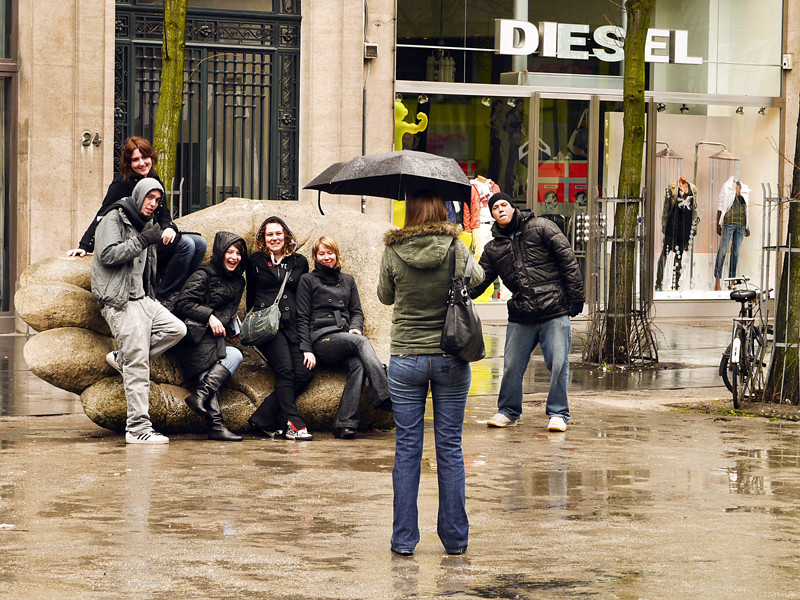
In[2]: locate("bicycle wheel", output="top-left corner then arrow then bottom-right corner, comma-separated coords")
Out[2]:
720,347 -> 733,393
729,334 -> 747,409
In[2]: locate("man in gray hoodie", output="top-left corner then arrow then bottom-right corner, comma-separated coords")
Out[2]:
91,177 -> 186,444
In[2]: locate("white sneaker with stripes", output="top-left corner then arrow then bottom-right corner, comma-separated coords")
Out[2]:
125,430 -> 169,444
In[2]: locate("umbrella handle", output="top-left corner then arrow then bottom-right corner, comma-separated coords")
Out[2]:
317,190 -> 325,216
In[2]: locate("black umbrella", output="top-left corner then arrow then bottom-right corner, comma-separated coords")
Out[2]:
305,150 -> 471,214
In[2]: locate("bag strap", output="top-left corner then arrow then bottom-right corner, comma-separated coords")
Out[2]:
447,239 -> 473,285
271,268 -> 292,307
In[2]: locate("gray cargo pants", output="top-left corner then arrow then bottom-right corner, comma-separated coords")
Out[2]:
101,297 -> 187,434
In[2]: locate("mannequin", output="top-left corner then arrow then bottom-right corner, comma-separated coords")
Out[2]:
655,176 -> 698,291
714,177 -> 750,291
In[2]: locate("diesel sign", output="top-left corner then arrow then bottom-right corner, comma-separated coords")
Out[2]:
495,19 -> 703,65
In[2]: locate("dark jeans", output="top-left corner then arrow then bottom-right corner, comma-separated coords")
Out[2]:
157,233 -> 207,298
250,330 -> 313,430
389,353 -> 471,554
312,331 -> 389,431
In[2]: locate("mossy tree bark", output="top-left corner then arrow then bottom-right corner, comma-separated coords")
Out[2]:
764,108 -> 800,403
602,0 -> 656,363
152,0 -> 188,209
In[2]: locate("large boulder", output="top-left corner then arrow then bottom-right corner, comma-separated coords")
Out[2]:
18,255 -> 92,290
23,327 -> 115,394
15,281 -> 110,336
18,199 -> 398,433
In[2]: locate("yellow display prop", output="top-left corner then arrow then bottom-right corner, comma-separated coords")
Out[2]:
393,100 -> 429,227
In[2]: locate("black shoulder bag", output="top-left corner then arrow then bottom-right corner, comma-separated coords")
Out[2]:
440,240 -> 485,362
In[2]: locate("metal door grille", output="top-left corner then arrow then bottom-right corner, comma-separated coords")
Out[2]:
115,3 -> 300,214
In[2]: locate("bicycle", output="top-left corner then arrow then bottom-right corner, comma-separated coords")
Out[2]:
718,276 -> 772,409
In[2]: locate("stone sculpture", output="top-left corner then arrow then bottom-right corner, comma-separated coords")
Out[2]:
17,199 -> 395,434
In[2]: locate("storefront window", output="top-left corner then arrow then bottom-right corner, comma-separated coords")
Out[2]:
652,105 -> 780,298
398,0 -> 782,96
652,0 -> 782,96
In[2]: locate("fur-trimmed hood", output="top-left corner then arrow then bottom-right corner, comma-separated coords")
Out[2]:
383,221 -> 461,270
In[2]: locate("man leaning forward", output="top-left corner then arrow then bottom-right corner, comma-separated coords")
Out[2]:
469,193 -> 585,432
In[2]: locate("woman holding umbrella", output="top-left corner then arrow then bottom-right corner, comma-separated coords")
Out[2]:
246,216 -> 314,442
296,236 -> 391,440
377,189 -> 484,557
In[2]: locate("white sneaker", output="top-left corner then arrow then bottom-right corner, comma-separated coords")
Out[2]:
106,351 -> 123,374
487,413 -> 518,428
547,416 -> 567,432
126,430 -> 169,444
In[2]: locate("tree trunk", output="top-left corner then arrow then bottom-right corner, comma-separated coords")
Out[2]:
764,107 -> 800,403
601,0 -> 656,363
152,0 -> 188,210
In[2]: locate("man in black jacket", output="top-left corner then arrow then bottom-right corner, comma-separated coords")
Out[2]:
470,193 -> 585,432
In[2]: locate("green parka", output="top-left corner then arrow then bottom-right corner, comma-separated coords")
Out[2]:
377,221 -> 484,355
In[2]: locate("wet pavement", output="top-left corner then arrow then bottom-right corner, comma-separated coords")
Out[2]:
5,321 -> 797,599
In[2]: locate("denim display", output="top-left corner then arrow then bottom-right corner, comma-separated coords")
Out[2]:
389,353 -> 471,554
714,223 -> 746,280
496,316 -> 571,422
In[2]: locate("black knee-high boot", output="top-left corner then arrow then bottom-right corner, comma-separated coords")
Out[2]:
205,390 -> 242,442
184,362 -> 241,441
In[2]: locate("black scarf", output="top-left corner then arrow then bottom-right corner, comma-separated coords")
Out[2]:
497,209 -> 522,235
112,196 -> 151,232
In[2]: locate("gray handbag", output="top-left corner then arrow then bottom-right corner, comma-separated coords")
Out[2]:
240,268 -> 291,346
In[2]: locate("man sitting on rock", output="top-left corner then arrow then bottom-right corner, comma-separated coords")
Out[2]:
91,177 -> 186,444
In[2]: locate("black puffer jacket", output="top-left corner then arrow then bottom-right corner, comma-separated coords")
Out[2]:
78,172 -> 179,253
174,231 -> 247,381
471,210 -> 584,324
296,262 -> 364,353
245,251 -> 309,343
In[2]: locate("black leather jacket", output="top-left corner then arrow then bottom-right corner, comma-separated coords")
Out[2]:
471,210 -> 584,324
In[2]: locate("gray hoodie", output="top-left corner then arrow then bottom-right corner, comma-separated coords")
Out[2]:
91,178 -> 165,309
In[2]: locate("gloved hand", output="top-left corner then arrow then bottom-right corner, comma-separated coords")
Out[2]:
568,302 -> 584,317
138,221 -> 162,247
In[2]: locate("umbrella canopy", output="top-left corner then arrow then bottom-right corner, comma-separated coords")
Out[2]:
304,150 -> 472,204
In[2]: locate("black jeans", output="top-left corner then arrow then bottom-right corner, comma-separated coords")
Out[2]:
312,332 -> 390,431
250,330 -> 313,430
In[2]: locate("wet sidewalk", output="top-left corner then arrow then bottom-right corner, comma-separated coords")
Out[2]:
6,321 -> 796,599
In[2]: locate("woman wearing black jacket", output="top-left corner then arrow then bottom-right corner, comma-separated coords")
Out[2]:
246,216 -> 313,442
174,231 -> 246,442
66,136 -> 207,308
297,236 -> 390,440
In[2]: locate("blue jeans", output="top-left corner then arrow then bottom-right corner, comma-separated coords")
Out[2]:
496,316 -> 571,422
389,353 -> 471,554
714,223 -> 746,280
158,233 -> 208,298
198,345 -> 243,380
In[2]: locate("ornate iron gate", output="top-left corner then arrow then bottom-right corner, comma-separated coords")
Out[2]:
114,2 -> 300,213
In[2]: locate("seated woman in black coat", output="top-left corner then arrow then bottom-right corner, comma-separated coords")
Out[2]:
296,236 -> 390,440
246,216 -> 313,442
174,231 -> 247,442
